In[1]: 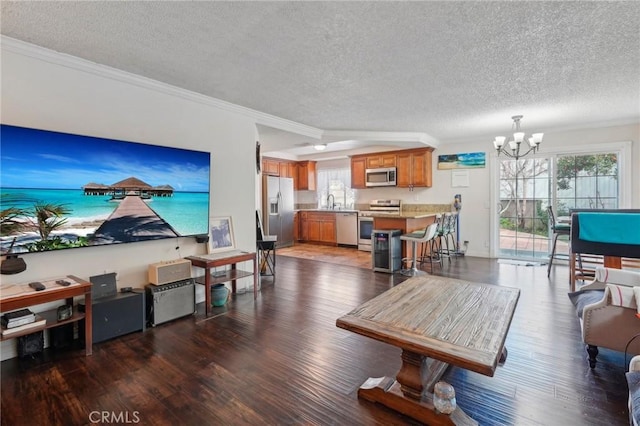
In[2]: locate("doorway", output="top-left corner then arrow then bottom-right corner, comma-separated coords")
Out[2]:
498,157 -> 550,261
495,149 -> 624,261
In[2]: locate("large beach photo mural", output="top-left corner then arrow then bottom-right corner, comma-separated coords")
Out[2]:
0,125 -> 210,254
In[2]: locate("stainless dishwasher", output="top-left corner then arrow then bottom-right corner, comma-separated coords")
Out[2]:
336,212 -> 358,246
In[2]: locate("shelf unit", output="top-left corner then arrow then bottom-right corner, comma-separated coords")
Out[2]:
194,269 -> 255,286
1,307 -> 85,341
186,251 -> 257,318
0,276 -> 92,355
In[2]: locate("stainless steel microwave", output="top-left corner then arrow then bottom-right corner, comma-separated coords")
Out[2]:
365,167 -> 397,187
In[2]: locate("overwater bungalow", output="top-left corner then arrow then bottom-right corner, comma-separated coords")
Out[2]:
82,182 -> 112,195
82,177 -> 174,198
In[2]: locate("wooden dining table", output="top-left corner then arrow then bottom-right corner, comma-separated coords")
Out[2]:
336,275 -> 520,425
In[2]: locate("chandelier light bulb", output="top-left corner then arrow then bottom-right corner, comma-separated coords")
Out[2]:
513,132 -> 525,143
532,133 -> 544,143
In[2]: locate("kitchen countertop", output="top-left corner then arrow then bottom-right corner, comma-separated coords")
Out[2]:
296,209 -> 439,219
296,209 -> 359,213
367,212 -> 439,219
392,212 -> 439,219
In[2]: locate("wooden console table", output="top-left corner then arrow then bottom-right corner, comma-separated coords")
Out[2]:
336,276 -> 519,425
0,275 -> 92,356
186,250 -> 257,317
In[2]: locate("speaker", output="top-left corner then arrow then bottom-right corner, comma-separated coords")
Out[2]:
148,259 -> 192,285
18,331 -> 44,358
50,323 -> 74,349
146,279 -> 195,326
79,292 -> 145,344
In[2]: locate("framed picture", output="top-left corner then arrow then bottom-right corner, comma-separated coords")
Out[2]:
208,216 -> 235,253
437,152 -> 486,170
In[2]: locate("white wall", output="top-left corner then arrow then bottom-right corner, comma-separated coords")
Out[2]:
1,42 -> 258,359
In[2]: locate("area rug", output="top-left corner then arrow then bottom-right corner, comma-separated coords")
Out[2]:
277,243 -> 372,270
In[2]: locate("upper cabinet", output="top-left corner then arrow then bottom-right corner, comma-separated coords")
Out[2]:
263,157 -> 316,190
351,157 -> 367,189
366,154 -> 396,169
279,161 -> 296,178
296,161 -> 317,191
396,148 -> 433,188
350,147 -> 433,190
263,158 -> 280,176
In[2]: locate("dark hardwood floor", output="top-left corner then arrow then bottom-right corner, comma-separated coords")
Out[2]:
1,253 -> 632,425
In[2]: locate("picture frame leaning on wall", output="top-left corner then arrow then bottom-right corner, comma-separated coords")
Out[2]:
208,216 -> 236,254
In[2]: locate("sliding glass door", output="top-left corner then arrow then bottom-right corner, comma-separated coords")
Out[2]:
498,158 -> 551,260
496,151 -> 620,261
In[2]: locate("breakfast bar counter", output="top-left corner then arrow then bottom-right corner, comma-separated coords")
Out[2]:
373,213 -> 438,259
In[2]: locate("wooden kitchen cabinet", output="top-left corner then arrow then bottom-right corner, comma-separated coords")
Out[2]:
297,161 -> 317,191
350,148 -> 432,189
351,157 -> 367,189
299,212 -> 309,241
279,161 -> 297,179
299,211 -> 336,244
263,158 -> 280,176
293,211 -> 299,241
396,148 -> 433,188
366,154 -> 396,169
307,220 -> 321,242
320,220 -> 336,243
263,158 -> 300,181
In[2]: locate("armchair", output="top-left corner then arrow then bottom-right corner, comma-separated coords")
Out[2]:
568,267 -> 640,368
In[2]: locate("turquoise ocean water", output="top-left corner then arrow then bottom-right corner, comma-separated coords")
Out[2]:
2,188 -> 209,236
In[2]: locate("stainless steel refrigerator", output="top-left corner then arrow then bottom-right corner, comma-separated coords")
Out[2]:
262,175 -> 294,247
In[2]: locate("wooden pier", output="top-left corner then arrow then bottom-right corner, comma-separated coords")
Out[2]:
90,195 -> 179,244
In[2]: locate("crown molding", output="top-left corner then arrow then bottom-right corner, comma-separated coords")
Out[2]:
1,36 -> 323,139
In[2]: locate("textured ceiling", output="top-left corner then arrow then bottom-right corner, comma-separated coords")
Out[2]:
1,1 -> 639,157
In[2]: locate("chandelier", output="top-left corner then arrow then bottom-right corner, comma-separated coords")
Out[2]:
493,115 -> 543,160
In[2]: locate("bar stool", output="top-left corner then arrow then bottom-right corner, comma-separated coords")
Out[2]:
445,212 -> 458,260
419,222 -> 443,271
435,213 -> 454,264
400,223 -> 439,276
547,206 -> 570,277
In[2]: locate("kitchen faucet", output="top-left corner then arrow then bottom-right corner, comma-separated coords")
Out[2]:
327,194 -> 335,210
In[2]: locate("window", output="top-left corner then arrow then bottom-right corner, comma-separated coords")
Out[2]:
317,167 -> 355,209
555,153 -> 619,214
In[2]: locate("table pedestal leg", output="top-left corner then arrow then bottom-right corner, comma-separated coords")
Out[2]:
357,349 -> 477,426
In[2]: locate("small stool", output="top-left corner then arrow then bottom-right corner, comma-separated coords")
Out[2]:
257,236 -> 277,277
400,223 -> 438,276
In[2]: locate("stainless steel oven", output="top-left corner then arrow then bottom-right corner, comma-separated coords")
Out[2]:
358,200 -> 402,251
358,216 -> 374,251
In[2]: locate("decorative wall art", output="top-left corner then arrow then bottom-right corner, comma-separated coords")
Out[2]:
437,152 -> 486,170
208,216 -> 235,253
0,124 -> 210,254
